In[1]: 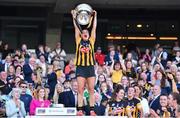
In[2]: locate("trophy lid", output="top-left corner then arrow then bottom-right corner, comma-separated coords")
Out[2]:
75,3 -> 93,13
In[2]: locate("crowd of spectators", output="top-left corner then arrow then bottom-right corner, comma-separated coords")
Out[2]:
0,40 -> 180,117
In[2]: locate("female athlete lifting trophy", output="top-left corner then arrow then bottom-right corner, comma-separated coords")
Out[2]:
71,4 -> 97,116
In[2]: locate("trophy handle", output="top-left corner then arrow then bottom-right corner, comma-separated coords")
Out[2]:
74,18 -> 83,34
87,16 -> 93,28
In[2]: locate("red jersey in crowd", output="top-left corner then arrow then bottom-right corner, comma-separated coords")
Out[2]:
95,52 -> 105,65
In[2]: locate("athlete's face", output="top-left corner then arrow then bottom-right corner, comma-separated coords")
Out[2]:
116,89 -> 125,100
81,30 -> 89,41
160,96 -> 168,107
134,86 -> 141,97
128,87 -> 135,98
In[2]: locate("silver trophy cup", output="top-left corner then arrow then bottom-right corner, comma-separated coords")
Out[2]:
75,3 -> 93,26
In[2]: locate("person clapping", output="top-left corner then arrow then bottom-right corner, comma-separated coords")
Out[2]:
5,88 -> 26,118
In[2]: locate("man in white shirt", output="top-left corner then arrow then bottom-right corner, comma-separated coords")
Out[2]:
173,51 -> 180,67
51,42 -> 66,69
2,56 -> 12,72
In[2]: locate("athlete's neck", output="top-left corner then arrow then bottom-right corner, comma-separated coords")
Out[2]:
128,96 -> 134,100
116,98 -> 122,102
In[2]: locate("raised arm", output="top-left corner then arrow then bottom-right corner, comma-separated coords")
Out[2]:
167,73 -> 179,93
20,102 -> 26,116
110,57 -> 115,74
90,10 -> 97,42
119,57 -> 126,72
71,10 -> 81,40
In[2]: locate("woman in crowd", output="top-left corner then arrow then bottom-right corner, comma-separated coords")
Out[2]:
152,70 -> 171,94
47,64 -> 57,100
7,65 -> 15,87
95,65 -> 109,83
15,65 -> 24,80
99,81 -> 112,101
126,52 -> 138,67
125,60 -> 137,82
21,44 -> 30,61
95,74 -> 106,91
141,62 -> 151,82
6,88 -> 26,117
168,92 -> 180,117
31,72 -> 42,89
152,70 -> 164,86
105,48 -> 119,66
134,85 -> 150,117
170,64 -> 178,76
28,83 -> 36,98
30,87 -> 51,115
120,76 -> 129,97
106,85 -> 127,116
167,72 -> 179,93
44,84 -> 50,100
53,83 -> 64,104
110,59 -> 126,89
36,45 -> 45,59
7,65 -> 15,81
13,76 -> 22,88
175,71 -> 180,92
106,77 -> 114,93
151,94 -> 172,117
143,48 -> 152,63
37,54 -> 48,78
150,62 -> 165,81
126,86 -> 143,118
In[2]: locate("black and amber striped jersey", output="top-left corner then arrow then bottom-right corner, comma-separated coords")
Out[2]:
155,107 -> 172,118
75,37 -> 95,66
126,97 -> 142,118
107,100 -> 127,116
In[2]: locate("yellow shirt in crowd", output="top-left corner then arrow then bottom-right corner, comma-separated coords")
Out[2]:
111,70 -> 123,84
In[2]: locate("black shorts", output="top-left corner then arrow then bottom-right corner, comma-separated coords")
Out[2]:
76,66 -> 95,78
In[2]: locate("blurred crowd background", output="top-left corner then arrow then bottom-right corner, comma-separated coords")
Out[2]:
0,40 -> 180,117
